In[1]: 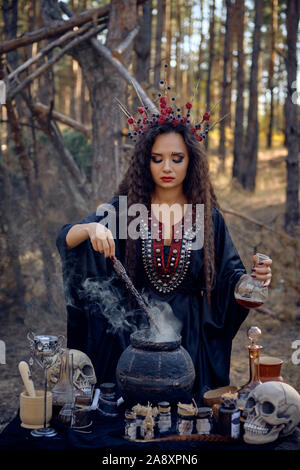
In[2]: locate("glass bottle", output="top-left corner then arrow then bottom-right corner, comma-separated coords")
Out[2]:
51,349 -> 74,417
98,382 -> 118,417
218,393 -> 241,439
124,409 -> 137,440
176,403 -> 195,436
234,253 -> 270,309
157,401 -> 172,437
196,407 -> 213,435
237,327 -> 263,413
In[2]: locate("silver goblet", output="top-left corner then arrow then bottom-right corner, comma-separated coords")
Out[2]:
27,331 -> 64,437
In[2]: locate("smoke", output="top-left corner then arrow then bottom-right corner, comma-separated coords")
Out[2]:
139,289 -> 182,342
79,276 -> 182,342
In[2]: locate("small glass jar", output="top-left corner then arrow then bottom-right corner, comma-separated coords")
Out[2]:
124,409 -> 137,440
136,413 -> 145,439
218,393 -> 241,439
176,404 -> 195,436
196,407 -> 213,435
157,401 -> 172,437
98,382 -> 118,417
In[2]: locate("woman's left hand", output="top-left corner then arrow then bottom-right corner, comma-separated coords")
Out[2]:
251,254 -> 272,287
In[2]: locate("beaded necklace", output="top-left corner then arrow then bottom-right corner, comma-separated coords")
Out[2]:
140,207 -> 202,294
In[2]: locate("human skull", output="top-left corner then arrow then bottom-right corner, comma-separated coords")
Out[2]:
70,349 -> 96,393
47,348 -> 96,394
243,381 -> 300,445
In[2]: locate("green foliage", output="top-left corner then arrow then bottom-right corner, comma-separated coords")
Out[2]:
62,129 -> 92,179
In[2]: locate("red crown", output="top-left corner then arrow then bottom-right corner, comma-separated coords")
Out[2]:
117,64 -> 227,143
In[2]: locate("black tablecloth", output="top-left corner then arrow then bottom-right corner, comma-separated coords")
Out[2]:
1,406 -> 300,464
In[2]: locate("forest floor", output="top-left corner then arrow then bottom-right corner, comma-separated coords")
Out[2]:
0,144 -> 299,434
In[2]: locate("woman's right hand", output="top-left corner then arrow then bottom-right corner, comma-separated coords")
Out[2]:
87,222 -> 115,258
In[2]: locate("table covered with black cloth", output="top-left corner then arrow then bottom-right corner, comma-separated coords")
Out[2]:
1,405 -> 300,464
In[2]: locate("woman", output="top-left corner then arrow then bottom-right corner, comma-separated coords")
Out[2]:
56,120 -> 272,404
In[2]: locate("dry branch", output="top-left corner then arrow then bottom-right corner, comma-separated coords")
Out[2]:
5,63 -> 88,193
7,24 -> 106,100
112,26 -> 140,58
46,120 -> 88,188
0,0 -> 148,54
90,39 -> 158,115
7,21 -> 93,82
33,102 -> 92,138
220,206 -> 296,241
0,6 -> 109,54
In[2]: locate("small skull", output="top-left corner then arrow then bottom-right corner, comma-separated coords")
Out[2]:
47,348 -> 96,395
70,349 -> 96,394
243,382 -> 300,445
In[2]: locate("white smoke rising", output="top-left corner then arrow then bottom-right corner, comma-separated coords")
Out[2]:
139,289 -> 182,342
79,276 -> 182,341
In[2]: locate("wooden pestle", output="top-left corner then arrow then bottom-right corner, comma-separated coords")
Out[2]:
111,255 -> 161,333
18,361 -> 36,397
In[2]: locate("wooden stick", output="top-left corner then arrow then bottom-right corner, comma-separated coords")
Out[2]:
7,21 -> 93,82
111,256 -> 161,333
112,26 -> 140,58
33,102 -> 92,138
0,6 -> 109,54
220,206 -> 296,241
7,25 -> 106,100
7,64 -> 90,197
90,39 -> 158,115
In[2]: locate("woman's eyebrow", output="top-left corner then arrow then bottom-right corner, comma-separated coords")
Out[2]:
151,152 -> 185,156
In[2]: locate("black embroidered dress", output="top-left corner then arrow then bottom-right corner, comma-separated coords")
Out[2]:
56,196 -> 249,404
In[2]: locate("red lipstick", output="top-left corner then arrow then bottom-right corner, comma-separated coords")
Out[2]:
161,177 -> 175,182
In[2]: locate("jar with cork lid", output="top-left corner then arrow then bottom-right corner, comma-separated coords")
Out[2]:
176,400 -> 197,436
218,392 -> 241,439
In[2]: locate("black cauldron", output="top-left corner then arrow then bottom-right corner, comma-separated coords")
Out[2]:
116,330 -> 195,406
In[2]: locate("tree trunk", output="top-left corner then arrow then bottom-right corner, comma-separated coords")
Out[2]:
186,2 -> 194,99
196,0 -> 204,122
240,0 -> 263,190
40,0 -> 138,208
267,0 -> 278,149
2,0 -> 23,118
232,0 -> 245,181
134,0 -> 152,86
6,98 -> 62,315
164,0 -> 172,84
284,0 -> 299,234
0,159 -> 26,323
175,0 -> 183,96
154,0 -> 166,88
205,0 -> 216,152
218,0 -> 234,167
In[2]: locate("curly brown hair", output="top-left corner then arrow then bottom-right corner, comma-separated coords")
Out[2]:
115,121 -> 220,305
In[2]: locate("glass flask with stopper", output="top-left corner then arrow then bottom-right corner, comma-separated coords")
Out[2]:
234,252 -> 270,309
236,327 -> 263,413
51,349 -> 74,421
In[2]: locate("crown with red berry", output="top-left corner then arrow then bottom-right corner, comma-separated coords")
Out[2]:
116,64 -> 228,143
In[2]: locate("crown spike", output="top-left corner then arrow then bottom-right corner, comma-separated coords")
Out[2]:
209,112 -> 231,131
208,97 -> 222,114
130,79 -> 147,114
114,97 -> 131,118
